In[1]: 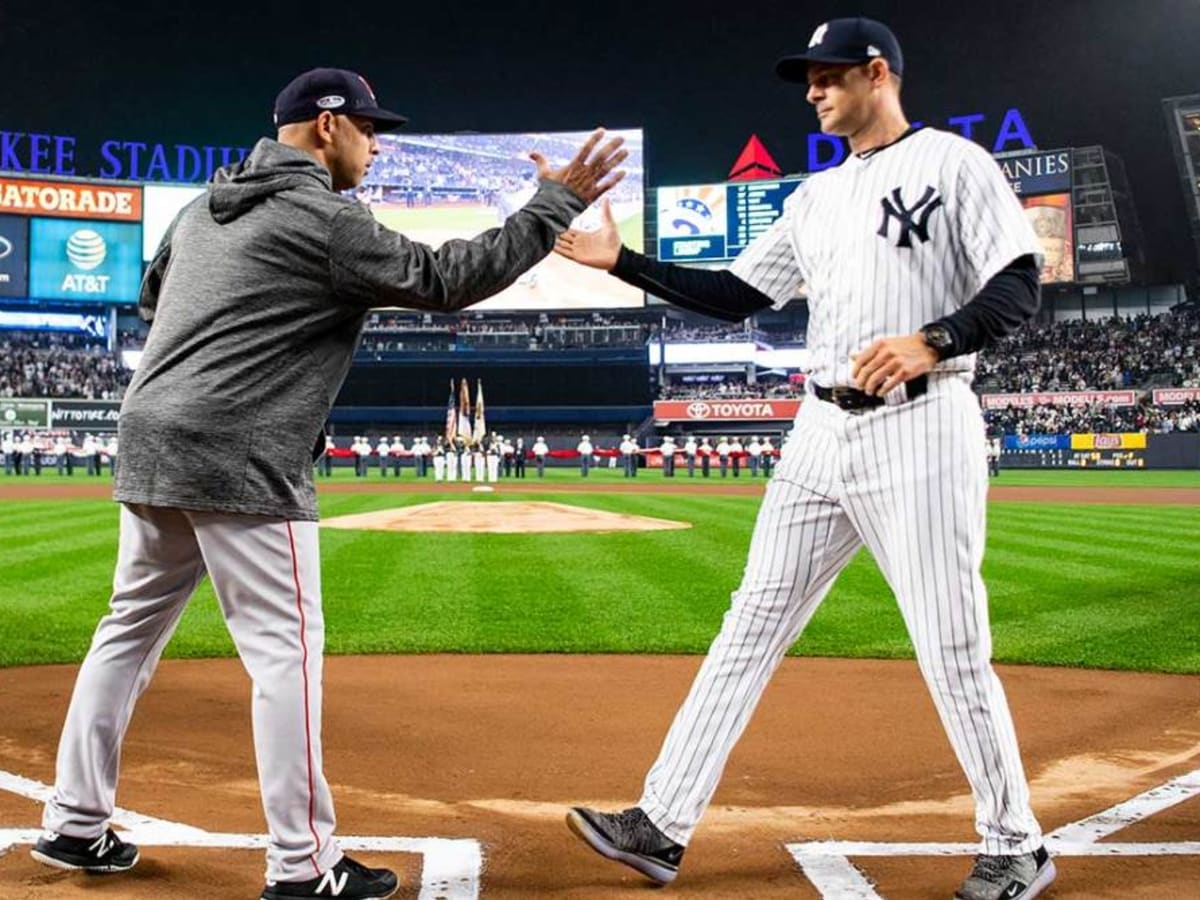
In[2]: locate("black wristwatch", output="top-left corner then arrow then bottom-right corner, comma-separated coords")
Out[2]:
920,323 -> 954,360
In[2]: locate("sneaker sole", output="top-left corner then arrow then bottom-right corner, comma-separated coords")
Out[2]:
954,858 -> 1057,900
259,878 -> 398,897
30,848 -> 139,874
260,884 -> 398,900
565,809 -> 678,885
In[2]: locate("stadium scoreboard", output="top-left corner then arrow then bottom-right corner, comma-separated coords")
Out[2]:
656,178 -> 804,264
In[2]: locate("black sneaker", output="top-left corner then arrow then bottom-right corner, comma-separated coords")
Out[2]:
30,828 -> 139,873
260,855 -> 398,899
566,806 -> 685,884
955,845 -> 1057,900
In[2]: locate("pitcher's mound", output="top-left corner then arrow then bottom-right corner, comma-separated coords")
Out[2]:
321,501 -> 692,534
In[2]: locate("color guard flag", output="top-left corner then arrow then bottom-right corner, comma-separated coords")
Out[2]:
444,378 -> 457,443
457,378 -> 472,441
472,380 -> 487,444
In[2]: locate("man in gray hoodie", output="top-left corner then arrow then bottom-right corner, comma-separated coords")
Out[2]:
33,67 -> 626,900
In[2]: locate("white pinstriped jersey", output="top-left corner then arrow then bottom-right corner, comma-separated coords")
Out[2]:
730,127 -> 1042,387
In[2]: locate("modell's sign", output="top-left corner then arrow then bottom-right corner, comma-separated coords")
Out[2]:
654,399 -> 801,421
980,390 -> 1136,409
1152,388 -> 1200,406
0,177 -> 142,222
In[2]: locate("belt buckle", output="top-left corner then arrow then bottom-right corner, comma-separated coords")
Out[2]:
830,386 -> 857,406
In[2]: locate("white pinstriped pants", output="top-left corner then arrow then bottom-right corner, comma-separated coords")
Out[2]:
43,504 -> 342,883
639,377 -> 1044,855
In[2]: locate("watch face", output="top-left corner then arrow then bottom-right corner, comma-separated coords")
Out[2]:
925,326 -> 952,349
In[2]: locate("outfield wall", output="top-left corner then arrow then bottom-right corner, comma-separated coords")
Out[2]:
1001,433 -> 1200,469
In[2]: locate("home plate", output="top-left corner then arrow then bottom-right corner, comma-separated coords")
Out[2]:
320,501 -> 692,534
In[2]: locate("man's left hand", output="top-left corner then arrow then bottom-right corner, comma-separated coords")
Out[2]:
850,333 -> 939,396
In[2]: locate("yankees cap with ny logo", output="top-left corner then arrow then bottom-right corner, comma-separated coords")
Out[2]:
775,17 -> 904,81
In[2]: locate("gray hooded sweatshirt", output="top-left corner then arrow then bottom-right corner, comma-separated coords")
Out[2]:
114,138 -> 585,520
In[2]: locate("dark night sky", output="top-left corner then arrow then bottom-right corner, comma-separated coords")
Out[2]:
2,0 -> 1198,284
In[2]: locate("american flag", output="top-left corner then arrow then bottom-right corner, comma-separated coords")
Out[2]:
444,379 -> 457,443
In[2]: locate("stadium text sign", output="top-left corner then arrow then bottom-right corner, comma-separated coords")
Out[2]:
0,177 -> 142,221
980,390 -> 1137,409
808,107 -> 1035,172
654,399 -> 801,421
0,131 -> 251,183
1152,388 -> 1200,406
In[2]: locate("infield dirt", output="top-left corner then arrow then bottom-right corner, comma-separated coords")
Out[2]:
0,657 -> 1197,898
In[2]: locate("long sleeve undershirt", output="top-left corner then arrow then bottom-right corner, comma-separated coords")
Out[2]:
609,246 -> 1041,359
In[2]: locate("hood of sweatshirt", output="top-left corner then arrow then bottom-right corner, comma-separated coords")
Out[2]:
208,138 -> 333,223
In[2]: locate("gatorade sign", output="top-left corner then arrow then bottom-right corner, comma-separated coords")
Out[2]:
0,177 -> 142,222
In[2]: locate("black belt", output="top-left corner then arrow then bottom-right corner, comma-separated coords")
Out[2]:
813,374 -> 928,412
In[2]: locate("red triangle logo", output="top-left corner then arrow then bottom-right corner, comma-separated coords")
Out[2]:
728,135 -> 782,181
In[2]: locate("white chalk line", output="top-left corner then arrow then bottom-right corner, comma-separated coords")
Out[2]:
787,766 -> 1200,899
0,769 -> 481,900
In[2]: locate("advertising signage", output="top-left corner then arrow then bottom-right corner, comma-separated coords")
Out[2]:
0,214 -> 30,298
998,149 -> 1072,196
0,177 -> 141,221
29,218 -> 143,303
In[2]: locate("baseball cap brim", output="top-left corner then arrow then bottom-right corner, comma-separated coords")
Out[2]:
775,53 -> 867,83
353,109 -> 409,132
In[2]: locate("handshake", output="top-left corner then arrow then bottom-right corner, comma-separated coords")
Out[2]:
532,128 -> 627,273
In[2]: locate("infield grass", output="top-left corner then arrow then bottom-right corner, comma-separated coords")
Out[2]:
1,476 -> 1197,673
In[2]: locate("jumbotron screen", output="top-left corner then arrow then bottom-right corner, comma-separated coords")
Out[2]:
656,178 -> 805,264
1021,193 -> 1074,284
359,129 -> 645,310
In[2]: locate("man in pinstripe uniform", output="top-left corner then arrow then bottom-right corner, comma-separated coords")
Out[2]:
557,18 -> 1054,900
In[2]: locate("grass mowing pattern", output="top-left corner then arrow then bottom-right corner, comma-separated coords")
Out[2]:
1,487 -> 1196,673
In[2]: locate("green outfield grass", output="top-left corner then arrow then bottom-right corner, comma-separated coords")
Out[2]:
370,206 -> 645,253
617,211 -> 644,252
987,469 -> 1200,487
8,466 -> 1200,488
373,205 -> 499,233
1,482 -> 1196,673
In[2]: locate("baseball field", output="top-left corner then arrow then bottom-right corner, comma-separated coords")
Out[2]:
0,468 -> 1197,898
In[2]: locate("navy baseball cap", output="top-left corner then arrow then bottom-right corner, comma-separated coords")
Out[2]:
273,68 -> 408,131
775,17 -> 904,82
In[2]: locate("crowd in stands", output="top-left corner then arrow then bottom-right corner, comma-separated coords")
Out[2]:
659,378 -> 804,400
975,306 -> 1200,392
4,305 -> 1198,428
361,133 -> 644,208
0,333 -> 129,400
983,400 -> 1200,434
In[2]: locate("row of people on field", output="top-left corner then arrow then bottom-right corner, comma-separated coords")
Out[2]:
1,432 -> 116,476
313,433 -> 780,479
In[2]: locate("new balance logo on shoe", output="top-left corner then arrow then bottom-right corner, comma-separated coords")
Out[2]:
89,832 -> 114,857
259,854 -> 398,899
316,869 -> 349,896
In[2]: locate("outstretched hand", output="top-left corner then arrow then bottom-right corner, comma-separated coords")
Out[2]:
530,129 -> 628,204
554,198 -> 622,271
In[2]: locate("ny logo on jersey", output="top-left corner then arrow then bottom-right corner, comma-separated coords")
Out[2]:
877,185 -> 944,248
